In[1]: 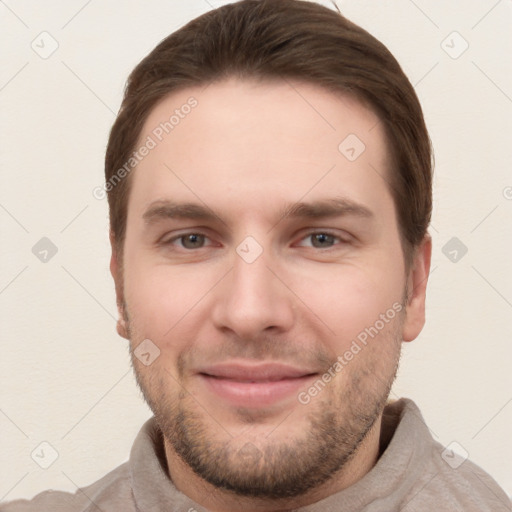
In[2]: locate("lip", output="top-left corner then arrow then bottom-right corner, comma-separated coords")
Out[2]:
196,362 -> 318,407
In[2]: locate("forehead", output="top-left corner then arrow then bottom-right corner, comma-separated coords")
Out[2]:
128,77 -> 394,224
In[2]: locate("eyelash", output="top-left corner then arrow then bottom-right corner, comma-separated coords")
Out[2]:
162,230 -> 349,250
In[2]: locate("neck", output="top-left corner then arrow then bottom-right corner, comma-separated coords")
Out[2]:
163,414 -> 383,512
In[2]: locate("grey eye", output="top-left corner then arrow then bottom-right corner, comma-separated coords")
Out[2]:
310,233 -> 336,248
180,233 -> 206,249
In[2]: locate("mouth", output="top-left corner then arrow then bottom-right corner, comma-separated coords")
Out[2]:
196,362 -> 319,408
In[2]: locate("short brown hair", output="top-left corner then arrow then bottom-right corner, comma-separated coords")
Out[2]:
105,0 -> 433,270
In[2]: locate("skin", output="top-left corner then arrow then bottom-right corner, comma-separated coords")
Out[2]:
110,77 -> 431,512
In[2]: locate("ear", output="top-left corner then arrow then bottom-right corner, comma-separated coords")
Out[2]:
401,234 -> 432,342
110,231 -> 129,340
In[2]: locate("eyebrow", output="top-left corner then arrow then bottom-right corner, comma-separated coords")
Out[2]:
142,197 -> 374,225
278,197 -> 374,221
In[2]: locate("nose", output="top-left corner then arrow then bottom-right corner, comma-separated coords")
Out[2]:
211,244 -> 295,340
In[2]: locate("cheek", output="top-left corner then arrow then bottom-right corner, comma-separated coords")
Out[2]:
123,257 -> 216,341
289,259 -> 404,346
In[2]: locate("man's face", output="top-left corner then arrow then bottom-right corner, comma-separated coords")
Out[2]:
112,78 -> 428,499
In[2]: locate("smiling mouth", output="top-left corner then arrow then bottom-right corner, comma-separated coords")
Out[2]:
196,362 -> 319,407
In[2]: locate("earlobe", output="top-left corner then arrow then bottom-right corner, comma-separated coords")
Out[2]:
109,232 -> 129,340
116,315 -> 129,340
401,234 -> 432,342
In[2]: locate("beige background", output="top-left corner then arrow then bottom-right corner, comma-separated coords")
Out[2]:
1,0 -> 511,502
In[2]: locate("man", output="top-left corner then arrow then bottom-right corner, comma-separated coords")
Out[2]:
2,0 -> 510,510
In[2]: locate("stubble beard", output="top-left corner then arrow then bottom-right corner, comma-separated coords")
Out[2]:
126,305 -> 403,499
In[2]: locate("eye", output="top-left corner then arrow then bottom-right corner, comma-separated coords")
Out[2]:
164,232 -> 211,249
296,231 -> 347,249
160,230 -> 349,251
